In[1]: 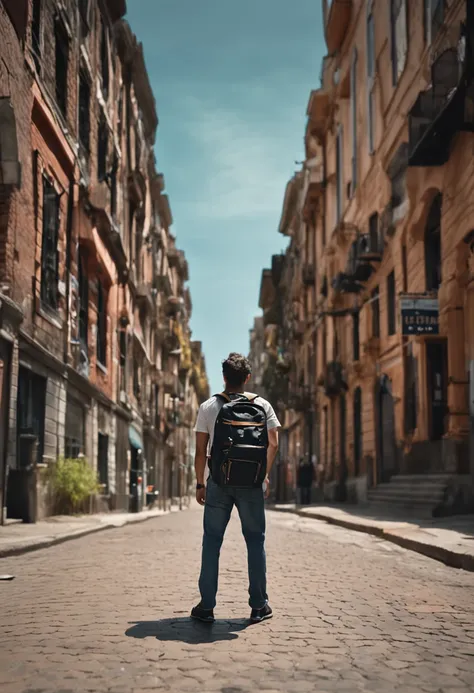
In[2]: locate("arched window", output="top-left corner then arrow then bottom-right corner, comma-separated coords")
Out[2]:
425,193 -> 442,291
391,0 -> 408,85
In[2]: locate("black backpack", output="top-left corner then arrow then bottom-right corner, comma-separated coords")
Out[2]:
209,392 -> 268,488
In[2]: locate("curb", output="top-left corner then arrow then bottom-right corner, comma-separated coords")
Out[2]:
269,506 -> 474,573
0,509 -> 181,560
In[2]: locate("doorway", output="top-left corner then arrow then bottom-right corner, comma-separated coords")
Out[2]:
426,340 -> 448,440
0,340 -> 12,523
338,393 -> 347,501
377,375 -> 397,483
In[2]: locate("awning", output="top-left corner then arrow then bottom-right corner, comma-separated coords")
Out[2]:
129,425 -> 143,451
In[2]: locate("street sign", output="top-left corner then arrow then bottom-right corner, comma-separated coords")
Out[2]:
400,295 -> 439,336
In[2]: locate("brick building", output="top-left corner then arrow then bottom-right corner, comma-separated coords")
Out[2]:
0,0 -> 208,522
254,0 -> 474,514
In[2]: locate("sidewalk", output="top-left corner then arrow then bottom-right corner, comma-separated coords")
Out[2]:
0,504 -> 186,560
271,503 -> 474,572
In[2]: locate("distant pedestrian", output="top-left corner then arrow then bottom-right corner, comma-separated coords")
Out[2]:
191,353 -> 280,623
297,457 -> 314,505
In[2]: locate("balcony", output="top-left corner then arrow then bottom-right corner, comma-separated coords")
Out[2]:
167,247 -> 189,280
306,89 -> 330,141
408,10 -> 474,167
165,295 -> 184,317
324,0 -> 353,54
154,272 -> 172,297
289,386 -> 312,412
332,236 -> 376,296
303,158 -> 324,215
163,370 -> 178,395
322,361 -> 348,398
263,301 -> 282,327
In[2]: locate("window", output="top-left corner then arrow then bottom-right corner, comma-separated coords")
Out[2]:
136,223 -> 142,279
100,24 -> 109,99
31,0 -> 42,71
387,270 -> 396,335
425,193 -> 442,292
129,200 -> 136,261
336,126 -> 344,224
153,383 -> 160,428
425,0 -> 445,45
352,313 -> 360,362
118,329 -> 127,391
96,280 -> 107,366
371,286 -> 380,338
110,155 -> 118,219
65,397 -> 85,459
390,0 -> 408,85
367,4 -> 376,154
98,433 -> 109,493
78,251 -> 88,346
79,73 -> 91,152
350,49 -> 358,193
98,113 -> 108,181
133,359 -> 141,400
402,243 -> 408,292
55,20 -> 69,117
79,0 -> 90,42
353,387 -> 362,476
17,368 -> 46,467
40,177 -> 60,311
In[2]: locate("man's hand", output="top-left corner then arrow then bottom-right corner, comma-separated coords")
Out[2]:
196,486 -> 206,506
264,476 -> 270,500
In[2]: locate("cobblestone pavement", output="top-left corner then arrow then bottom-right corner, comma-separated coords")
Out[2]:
1,507 -> 474,693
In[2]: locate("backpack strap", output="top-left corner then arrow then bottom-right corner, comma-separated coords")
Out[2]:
214,392 -> 259,403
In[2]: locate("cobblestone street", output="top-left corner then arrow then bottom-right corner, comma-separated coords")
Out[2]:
1,506 -> 474,693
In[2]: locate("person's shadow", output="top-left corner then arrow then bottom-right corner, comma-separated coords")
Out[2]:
126,617 -> 252,644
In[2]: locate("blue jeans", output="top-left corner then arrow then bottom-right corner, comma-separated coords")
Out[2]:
199,478 -> 268,610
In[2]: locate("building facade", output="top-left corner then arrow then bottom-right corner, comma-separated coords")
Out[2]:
0,0 -> 208,523
254,0 -> 474,514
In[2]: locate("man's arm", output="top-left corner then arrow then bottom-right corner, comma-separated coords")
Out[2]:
266,428 -> 279,480
195,432 -> 209,505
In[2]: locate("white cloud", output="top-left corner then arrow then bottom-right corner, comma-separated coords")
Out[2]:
179,92 -> 304,222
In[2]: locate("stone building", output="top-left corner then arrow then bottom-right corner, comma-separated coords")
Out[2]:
254,0 -> 474,514
0,0 -> 207,522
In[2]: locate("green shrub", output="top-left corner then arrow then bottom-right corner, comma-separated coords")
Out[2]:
48,457 -> 100,514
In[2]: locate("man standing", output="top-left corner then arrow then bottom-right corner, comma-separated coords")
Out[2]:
191,353 -> 280,624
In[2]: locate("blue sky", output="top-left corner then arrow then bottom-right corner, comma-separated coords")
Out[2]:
127,0 -> 325,394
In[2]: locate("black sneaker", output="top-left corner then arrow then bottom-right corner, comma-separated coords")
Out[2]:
191,603 -> 215,623
250,603 -> 273,623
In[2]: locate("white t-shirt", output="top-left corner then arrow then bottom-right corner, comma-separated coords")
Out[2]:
194,394 -> 281,452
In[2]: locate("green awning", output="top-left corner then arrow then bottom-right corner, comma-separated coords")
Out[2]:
129,425 -> 143,451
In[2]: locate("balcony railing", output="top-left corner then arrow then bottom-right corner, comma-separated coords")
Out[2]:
322,361 -> 348,398
408,10 -> 473,167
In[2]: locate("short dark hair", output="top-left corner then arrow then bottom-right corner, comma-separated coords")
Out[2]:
222,352 -> 251,388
